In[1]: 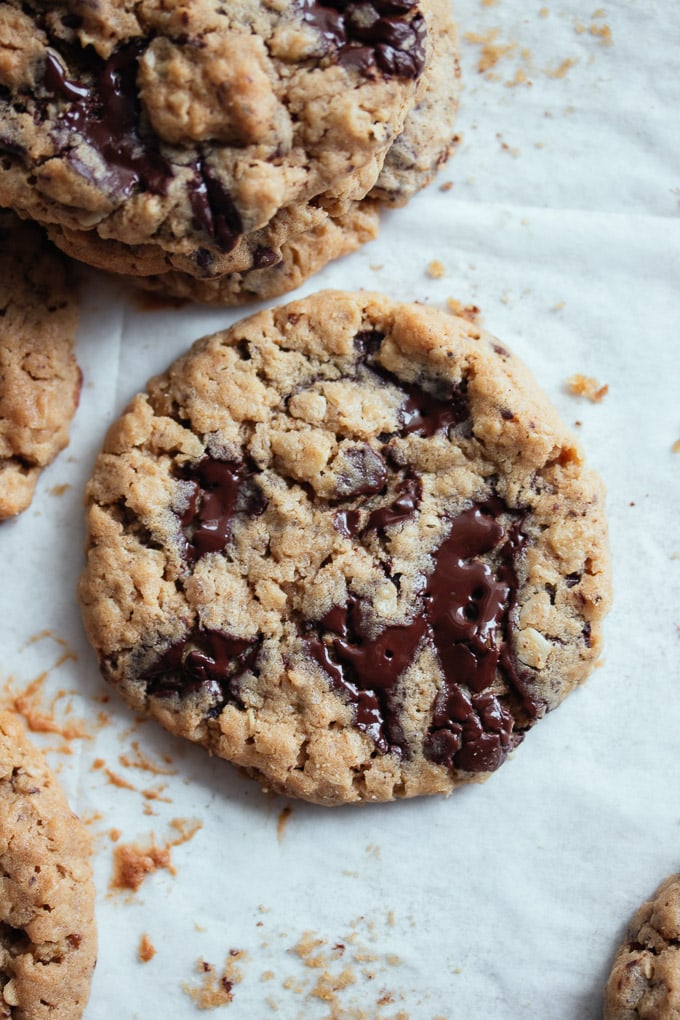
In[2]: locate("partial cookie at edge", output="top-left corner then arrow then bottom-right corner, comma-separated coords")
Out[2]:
0,211 -> 81,519
604,873 -> 680,1020
0,710 -> 97,1020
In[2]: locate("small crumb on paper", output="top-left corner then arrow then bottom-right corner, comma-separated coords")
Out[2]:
277,804 -> 292,843
427,260 -> 446,279
565,375 -> 609,402
446,298 -> 482,323
671,439 -> 680,454
138,934 -> 156,963
181,952 -> 246,1009
110,818 -> 202,894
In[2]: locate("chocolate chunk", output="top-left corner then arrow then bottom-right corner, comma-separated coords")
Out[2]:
44,44 -> 174,199
364,472 -> 421,532
334,509 -> 362,537
177,458 -> 267,561
187,159 -> 243,254
400,379 -> 469,437
300,0 -> 425,79
143,629 -> 260,711
335,444 -> 388,499
310,499 -> 533,769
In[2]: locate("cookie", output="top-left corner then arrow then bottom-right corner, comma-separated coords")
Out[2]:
34,0 -> 459,305
120,0 -> 460,305
78,291 -> 611,806
0,211 -> 81,520
0,710 -> 97,1019
0,0 -> 432,280
604,874 -> 680,1020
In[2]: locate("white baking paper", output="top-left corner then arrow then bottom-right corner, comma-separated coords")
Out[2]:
2,2 -> 680,1017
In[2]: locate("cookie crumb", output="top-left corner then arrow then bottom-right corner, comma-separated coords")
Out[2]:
446,298 -> 482,323
138,934 -> 156,963
182,952 -> 246,1009
439,181 -> 453,192
545,58 -> 577,79
565,375 -> 609,402
427,260 -> 446,279
49,483 -> 71,497
672,439 -> 680,453
110,818 -> 202,893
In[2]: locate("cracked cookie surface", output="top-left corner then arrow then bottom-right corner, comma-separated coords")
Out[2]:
605,874 -> 680,1020
0,0 -> 433,285
79,290 -> 611,805
0,711 -> 96,1019
0,211 -> 81,519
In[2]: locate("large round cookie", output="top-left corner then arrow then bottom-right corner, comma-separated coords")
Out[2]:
0,711 -> 97,1019
0,0 -> 431,280
0,211 -> 81,519
605,874 -> 680,1020
79,291 -> 611,806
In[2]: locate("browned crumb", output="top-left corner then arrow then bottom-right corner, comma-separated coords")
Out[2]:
439,181 -> 453,192
310,967 -> 356,1003
545,57 -> 577,79
565,374 -> 609,402
3,674 -> 91,740
671,439 -> 680,453
495,133 -> 520,157
463,28 -> 516,74
109,818 -> 202,893
277,804 -> 293,843
109,828 -> 122,842
427,260 -> 446,279
49,483 -> 71,496
181,952 -> 246,1009
104,766 -> 137,792
119,740 -> 176,775
506,67 -> 531,87
138,934 -> 157,963
446,298 -> 482,323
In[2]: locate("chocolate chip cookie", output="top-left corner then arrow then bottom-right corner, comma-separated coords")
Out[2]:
0,211 -> 81,519
605,874 -> 680,1020
0,0 -> 438,290
79,291 -> 611,805
0,710 -> 97,1019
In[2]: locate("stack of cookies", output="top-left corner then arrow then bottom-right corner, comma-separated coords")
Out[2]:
0,0 -> 459,305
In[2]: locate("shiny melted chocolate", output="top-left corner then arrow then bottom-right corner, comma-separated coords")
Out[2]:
143,629 -> 260,713
44,47 -> 173,198
311,501 -> 535,771
42,48 -> 242,250
178,458 -> 267,561
300,0 -> 426,79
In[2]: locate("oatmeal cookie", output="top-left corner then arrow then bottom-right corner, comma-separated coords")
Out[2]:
0,211 -> 81,519
79,291 -> 611,805
0,0 -> 432,280
605,873 -> 680,1020
0,711 -> 97,1019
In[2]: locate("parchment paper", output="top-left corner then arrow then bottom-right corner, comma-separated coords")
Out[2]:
2,2 -> 679,1017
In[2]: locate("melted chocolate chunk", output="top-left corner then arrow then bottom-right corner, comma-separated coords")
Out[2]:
43,45 -> 173,199
334,509 -> 362,537
300,0 -> 426,79
400,379 -> 469,437
365,473 -> 421,532
143,629 -> 260,712
310,500 -> 535,769
187,159 -> 243,254
335,445 -> 388,499
178,458 -> 267,561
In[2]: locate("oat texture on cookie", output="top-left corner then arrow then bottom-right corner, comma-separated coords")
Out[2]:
0,211 -> 81,519
0,0 -> 458,301
0,711 -> 97,1019
79,291 -> 611,805
605,873 -> 680,1020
